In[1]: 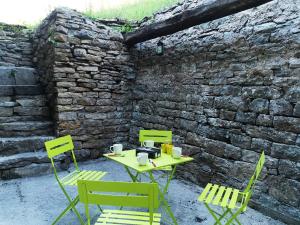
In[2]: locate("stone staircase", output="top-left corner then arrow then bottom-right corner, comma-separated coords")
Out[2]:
0,66 -> 60,179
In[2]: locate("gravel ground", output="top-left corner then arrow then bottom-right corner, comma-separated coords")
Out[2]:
0,158 -> 286,225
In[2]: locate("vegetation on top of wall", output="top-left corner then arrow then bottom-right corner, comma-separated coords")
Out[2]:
0,23 -> 27,34
84,0 -> 179,21
0,22 -> 39,34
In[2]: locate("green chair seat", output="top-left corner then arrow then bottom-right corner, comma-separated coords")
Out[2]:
78,180 -> 161,225
95,209 -> 161,225
44,135 -> 107,225
60,170 -> 106,186
198,151 -> 265,225
198,183 -> 249,211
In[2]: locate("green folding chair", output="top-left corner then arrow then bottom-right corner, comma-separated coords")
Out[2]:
198,151 -> 265,225
139,130 -> 172,171
45,135 -> 107,225
77,180 -> 161,225
139,130 -> 172,146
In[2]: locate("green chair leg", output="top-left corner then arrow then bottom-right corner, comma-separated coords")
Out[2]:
52,194 -> 84,225
148,171 -> 178,225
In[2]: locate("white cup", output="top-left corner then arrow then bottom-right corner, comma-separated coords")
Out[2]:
172,147 -> 182,159
110,144 -> 123,155
137,152 -> 148,166
143,140 -> 154,148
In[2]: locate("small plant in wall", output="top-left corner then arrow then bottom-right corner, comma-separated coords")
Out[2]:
120,23 -> 133,33
47,28 -> 57,46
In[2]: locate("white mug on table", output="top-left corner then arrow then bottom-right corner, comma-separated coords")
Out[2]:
110,144 -> 123,155
137,152 -> 148,166
172,147 -> 182,159
143,140 -> 154,148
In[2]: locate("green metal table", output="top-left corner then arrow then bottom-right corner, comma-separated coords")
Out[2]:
104,149 -> 193,225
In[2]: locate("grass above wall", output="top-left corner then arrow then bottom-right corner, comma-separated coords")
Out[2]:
84,0 -> 180,21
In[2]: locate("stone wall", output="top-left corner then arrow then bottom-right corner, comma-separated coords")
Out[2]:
34,8 -> 135,159
0,23 -> 34,67
130,0 -> 300,224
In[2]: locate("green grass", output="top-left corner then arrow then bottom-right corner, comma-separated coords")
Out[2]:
84,0 -> 180,21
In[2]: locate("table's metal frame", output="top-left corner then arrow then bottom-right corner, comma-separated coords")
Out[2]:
105,150 -> 193,225
124,165 -> 178,225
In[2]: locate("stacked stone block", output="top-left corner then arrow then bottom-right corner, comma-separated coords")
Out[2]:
34,8 -> 135,159
0,23 -> 33,67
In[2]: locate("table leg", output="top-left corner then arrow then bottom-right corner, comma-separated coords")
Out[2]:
148,170 -> 178,225
163,165 -> 176,195
124,166 -> 140,182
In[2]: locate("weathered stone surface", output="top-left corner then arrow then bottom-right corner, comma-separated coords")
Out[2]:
271,143 -> 300,161
58,112 -> 77,121
224,144 -> 242,160
249,98 -> 269,114
273,116 -> 300,133
278,159 -> 300,181
77,66 -> 98,72
286,87 -> 300,103
73,48 -> 87,57
229,133 -> 251,149
267,176 -> 300,207
14,67 -> 37,85
256,114 -> 273,127
251,138 -> 272,154
270,99 -> 293,116
0,107 -> 13,116
293,102 -> 300,117
235,111 -> 256,124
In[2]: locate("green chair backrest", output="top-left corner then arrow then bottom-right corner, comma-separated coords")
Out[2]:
44,135 -> 79,171
78,180 -> 159,225
244,151 -> 265,193
139,130 -> 172,144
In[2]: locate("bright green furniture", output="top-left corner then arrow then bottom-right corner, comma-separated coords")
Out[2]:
77,180 -> 161,225
198,151 -> 265,225
139,129 -> 172,171
45,135 -> 107,225
105,150 -> 193,225
139,130 -> 172,144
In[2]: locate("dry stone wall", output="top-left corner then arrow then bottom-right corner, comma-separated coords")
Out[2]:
34,8 -> 135,159
1,1 -> 299,223
130,0 -> 300,224
0,23 -> 33,67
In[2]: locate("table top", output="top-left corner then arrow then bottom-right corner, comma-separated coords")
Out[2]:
104,149 -> 194,173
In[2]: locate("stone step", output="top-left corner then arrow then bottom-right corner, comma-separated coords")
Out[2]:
0,151 -> 50,170
0,121 -> 53,137
0,95 -> 47,107
0,115 -> 50,123
0,151 -> 67,180
0,95 -> 49,117
15,95 -> 47,107
0,136 -> 54,156
0,85 -> 44,96
0,66 -> 38,85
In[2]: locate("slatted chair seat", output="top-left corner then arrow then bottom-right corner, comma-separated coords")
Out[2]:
60,170 -> 107,186
44,135 -> 107,225
78,180 -> 161,225
95,210 -> 161,225
198,183 -> 248,211
197,151 -> 265,225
